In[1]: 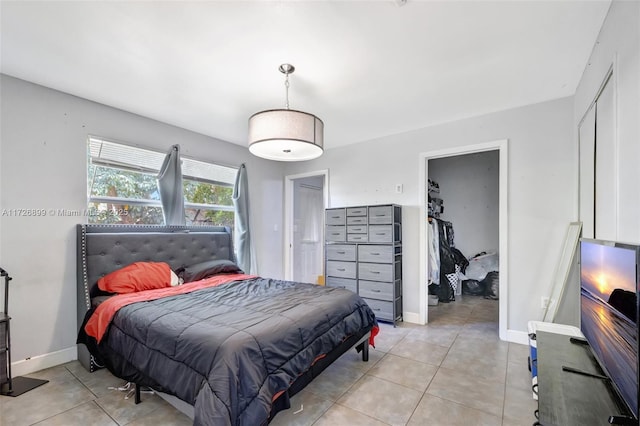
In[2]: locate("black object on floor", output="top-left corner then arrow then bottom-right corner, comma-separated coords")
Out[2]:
0,376 -> 49,397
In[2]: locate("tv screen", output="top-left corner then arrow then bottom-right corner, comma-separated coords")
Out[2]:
580,238 -> 639,419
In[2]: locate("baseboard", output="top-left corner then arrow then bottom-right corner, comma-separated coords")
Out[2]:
506,329 -> 529,345
402,311 -> 421,324
10,346 -> 77,377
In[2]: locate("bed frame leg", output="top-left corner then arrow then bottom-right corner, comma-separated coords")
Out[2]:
135,383 -> 141,404
362,341 -> 369,362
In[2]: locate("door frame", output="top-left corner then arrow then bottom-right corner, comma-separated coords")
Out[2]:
284,170 -> 330,280
418,139 -> 508,341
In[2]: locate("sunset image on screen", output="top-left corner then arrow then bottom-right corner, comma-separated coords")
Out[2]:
580,240 -> 639,417
581,242 -> 636,302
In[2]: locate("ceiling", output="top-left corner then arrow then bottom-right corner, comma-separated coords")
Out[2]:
1,1 -> 611,150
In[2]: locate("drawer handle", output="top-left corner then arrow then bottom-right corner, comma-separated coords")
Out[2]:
332,233 -> 341,236
371,252 -> 380,256
331,216 -> 340,219
373,308 -> 381,311
375,233 -> 385,235
375,214 -> 385,216
337,251 -> 346,254
337,268 -> 346,272
371,271 -> 380,274
338,286 -> 346,289
371,289 -> 381,293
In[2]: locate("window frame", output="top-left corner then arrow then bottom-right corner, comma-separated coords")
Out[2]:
87,137 -> 237,226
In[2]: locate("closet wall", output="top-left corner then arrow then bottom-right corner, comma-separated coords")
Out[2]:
428,151 -> 499,259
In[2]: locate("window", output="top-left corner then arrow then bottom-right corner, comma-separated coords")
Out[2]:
88,137 -> 236,227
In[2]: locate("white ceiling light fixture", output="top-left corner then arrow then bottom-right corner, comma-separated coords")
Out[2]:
248,64 -> 324,161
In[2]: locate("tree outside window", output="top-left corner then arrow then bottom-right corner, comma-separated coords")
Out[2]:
87,138 -> 236,228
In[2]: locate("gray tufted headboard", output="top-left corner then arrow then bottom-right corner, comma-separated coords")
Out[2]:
76,224 -> 235,372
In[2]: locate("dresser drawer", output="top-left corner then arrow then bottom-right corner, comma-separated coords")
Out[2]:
368,225 -> 393,243
346,216 -> 367,225
368,205 -> 393,224
325,226 -> 346,242
346,206 -> 367,217
325,209 -> 346,225
358,245 -> 393,263
358,262 -> 393,282
326,244 -> 356,261
359,280 -> 393,301
347,233 -> 368,243
326,261 -> 356,279
362,298 -> 395,321
346,225 -> 367,234
326,277 -> 357,293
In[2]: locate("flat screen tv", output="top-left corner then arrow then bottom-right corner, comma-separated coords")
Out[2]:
580,238 -> 640,421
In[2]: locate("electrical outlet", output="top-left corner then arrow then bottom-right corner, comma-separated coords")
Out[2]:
541,297 -> 550,309
395,184 -> 403,194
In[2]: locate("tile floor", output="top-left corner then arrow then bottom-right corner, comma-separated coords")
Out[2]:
0,296 -> 538,425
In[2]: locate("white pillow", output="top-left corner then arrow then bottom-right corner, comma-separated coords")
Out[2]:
170,270 -> 183,286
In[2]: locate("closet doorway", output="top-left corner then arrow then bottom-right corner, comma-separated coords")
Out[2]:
284,170 -> 329,284
419,140 -> 508,340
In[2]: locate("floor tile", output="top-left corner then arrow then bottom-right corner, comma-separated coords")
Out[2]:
331,345 -> 385,375
389,337 -> 450,366
506,360 -> 534,393
440,338 -> 508,383
32,401 -> 118,426
337,375 -> 422,425
303,360 -> 363,401
407,394 -> 502,426
95,388 -> 184,425
367,353 -> 438,392
372,323 -> 411,353
1,368 -> 96,426
426,366 -> 505,418
270,389 -> 333,426
507,341 -> 531,367
312,403 -> 389,426
403,324 -> 461,348
123,402 -> 194,426
502,384 -> 539,425
65,360 -> 128,399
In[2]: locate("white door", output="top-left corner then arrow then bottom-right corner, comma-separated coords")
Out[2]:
292,177 -> 324,283
284,171 -> 329,283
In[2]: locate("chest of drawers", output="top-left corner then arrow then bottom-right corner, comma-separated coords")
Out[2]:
324,204 -> 402,325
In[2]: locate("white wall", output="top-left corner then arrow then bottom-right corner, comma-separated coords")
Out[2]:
574,0 -> 640,243
286,97 -> 576,337
0,75 -> 285,372
428,151 -> 499,259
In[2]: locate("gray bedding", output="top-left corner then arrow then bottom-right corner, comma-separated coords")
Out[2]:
81,276 -> 376,426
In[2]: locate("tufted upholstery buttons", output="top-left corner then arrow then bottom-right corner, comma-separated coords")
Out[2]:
82,226 -> 233,301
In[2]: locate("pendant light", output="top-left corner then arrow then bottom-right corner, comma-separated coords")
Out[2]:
248,64 -> 324,161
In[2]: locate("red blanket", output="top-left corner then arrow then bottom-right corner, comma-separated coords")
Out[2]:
85,273 -> 256,343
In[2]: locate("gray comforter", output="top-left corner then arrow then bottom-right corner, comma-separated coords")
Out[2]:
90,277 -> 376,425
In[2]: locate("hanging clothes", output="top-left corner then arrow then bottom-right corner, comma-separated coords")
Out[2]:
437,220 -> 456,303
428,218 -> 441,285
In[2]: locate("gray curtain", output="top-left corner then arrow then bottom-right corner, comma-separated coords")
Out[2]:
157,144 -> 185,225
233,163 -> 252,273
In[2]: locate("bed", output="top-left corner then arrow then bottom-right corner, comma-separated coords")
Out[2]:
75,224 -> 377,425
